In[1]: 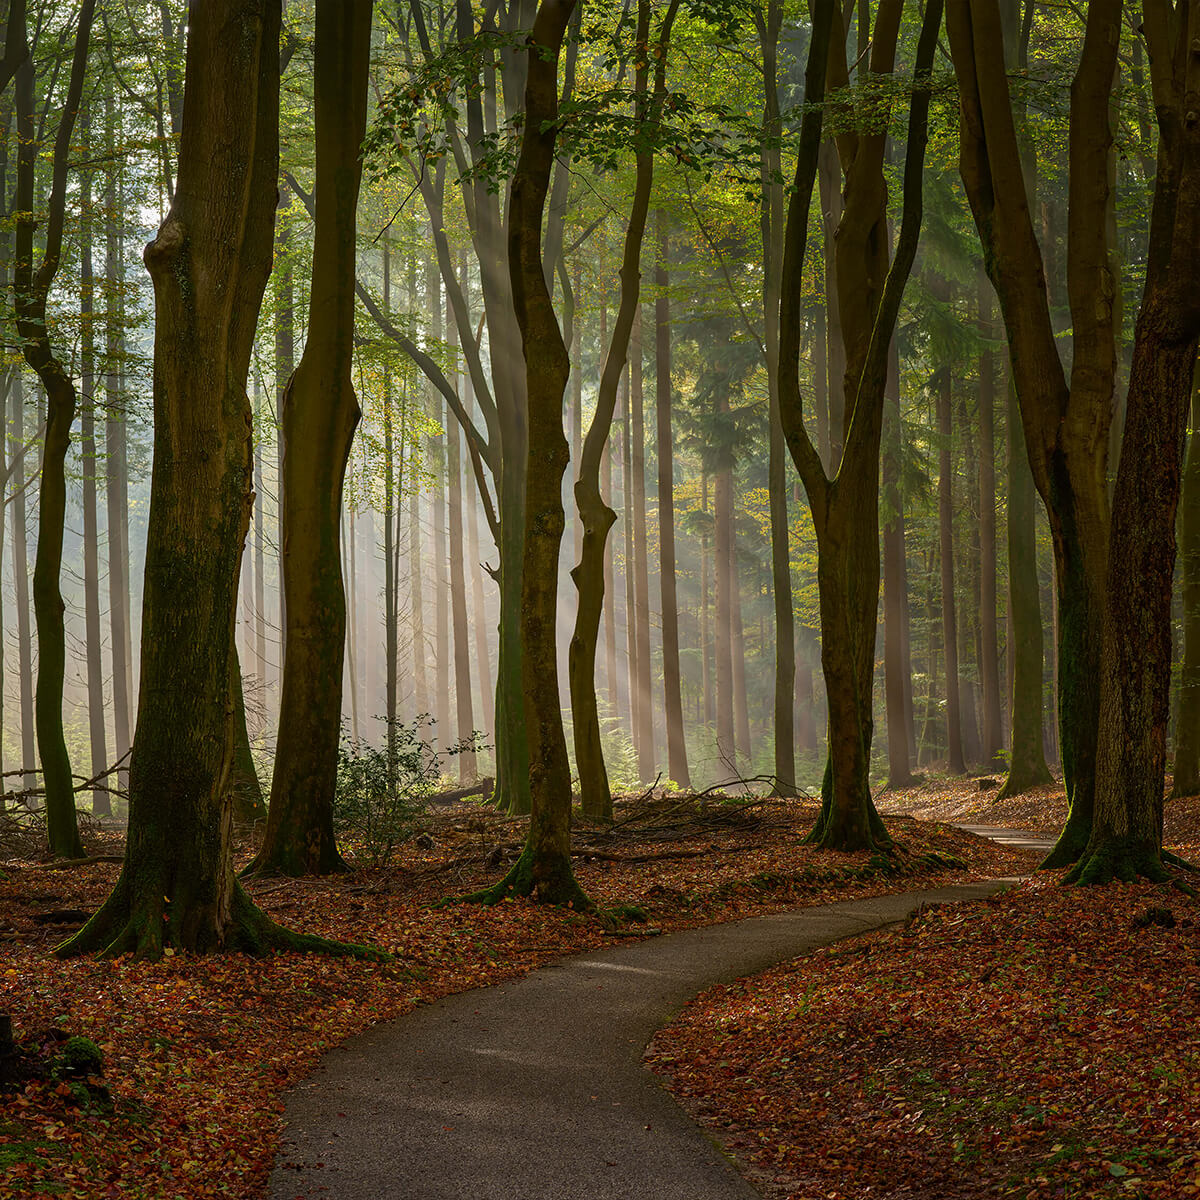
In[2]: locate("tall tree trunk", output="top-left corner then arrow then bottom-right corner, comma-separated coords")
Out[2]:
10,373 -> 35,791
1173,387 -> 1200,798
977,273 -> 1004,768
622,368 -> 639,760
78,101 -> 109,816
62,0 -> 374,959
882,330 -> 914,787
936,360 -> 966,774
731,535 -> 751,767
479,0 -> 586,907
713,400 -> 737,772
447,309 -> 477,779
779,0 -> 939,850
274,182 -> 294,683
249,0 -> 372,878
701,472 -> 713,728
630,308 -> 653,784
654,213 -> 690,788
429,265 -> 452,750
13,1 -> 95,858
759,0 -> 795,794
465,383 -> 494,737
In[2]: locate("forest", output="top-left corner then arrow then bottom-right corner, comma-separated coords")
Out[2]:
1,1 -> 1199,1198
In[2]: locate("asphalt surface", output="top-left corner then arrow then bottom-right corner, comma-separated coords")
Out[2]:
268,877 -> 1018,1200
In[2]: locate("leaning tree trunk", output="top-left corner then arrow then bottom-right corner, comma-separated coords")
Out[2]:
475,0 -> 586,908
59,0 -> 377,961
13,0 -> 95,858
248,0 -> 372,878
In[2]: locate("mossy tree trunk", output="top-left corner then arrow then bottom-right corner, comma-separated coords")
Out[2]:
248,0 -> 373,878
59,0 -> 378,961
13,0 -> 95,859
778,0 -> 940,851
480,0 -> 587,908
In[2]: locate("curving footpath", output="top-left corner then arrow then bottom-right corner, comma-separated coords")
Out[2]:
269,872 -> 1026,1200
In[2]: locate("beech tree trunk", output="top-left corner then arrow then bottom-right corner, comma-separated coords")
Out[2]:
78,105 -> 108,816
249,0 -> 372,878
13,0 -> 94,858
936,358 -> 966,774
779,0 -> 939,851
655,213 -> 690,788
478,0 -> 586,907
10,373 -> 35,792
1173,389 -> 1200,797
61,0 -> 375,959
630,309 -> 654,783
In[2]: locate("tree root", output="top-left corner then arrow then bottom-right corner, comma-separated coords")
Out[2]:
1162,848 -> 1199,873
1062,840 -> 1172,886
54,878 -> 389,961
458,844 -> 593,912
1040,808 -> 1091,870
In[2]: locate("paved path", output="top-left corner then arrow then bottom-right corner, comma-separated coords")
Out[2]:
953,823 -> 1056,855
269,879 -> 1014,1200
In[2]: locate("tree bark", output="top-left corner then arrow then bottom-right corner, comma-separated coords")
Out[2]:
13,0 -> 95,858
249,0 -> 372,877
62,0 -> 375,959
630,307 -> 654,783
977,274 -> 1004,769
1174,388 -> 1200,797
479,0 -> 586,907
779,0 -> 939,850
655,212 -> 690,788
936,356 -> 966,774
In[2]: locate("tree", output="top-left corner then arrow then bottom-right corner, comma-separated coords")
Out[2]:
474,0 -> 587,907
247,0 -> 374,878
60,0 -> 377,959
777,0 -> 941,850
12,0 -> 96,859
948,0 -> 1200,882
569,0 -> 678,819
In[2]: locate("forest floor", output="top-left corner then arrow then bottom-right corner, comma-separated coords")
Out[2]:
0,792 -> 1033,1199
648,779 -> 1200,1200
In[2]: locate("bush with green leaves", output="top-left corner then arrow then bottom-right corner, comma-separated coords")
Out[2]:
333,717 -> 487,865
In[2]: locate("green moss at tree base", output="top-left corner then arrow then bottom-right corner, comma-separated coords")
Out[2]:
462,843 -> 593,911
1041,804 -> 1092,870
1062,837 -> 1171,886
54,878 -> 389,962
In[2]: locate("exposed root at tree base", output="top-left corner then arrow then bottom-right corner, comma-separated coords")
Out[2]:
1063,843 -> 1172,886
1162,848 -> 1199,873
459,845 -> 593,912
1040,812 -> 1091,871
53,880 -> 390,962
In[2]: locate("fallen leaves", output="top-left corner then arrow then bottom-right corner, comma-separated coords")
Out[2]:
647,799 -> 1200,1200
0,794 -> 1036,1198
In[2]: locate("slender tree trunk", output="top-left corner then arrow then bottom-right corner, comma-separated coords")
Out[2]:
78,102 -> 109,816
274,182 -> 293,683
630,308 -> 653,783
701,472 -> 713,729
936,361 -> 966,774
622,368 -> 639,762
655,213 -> 690,788
465,385 -> 494,737
731,538 -> 751,767
250,0 -> 372,877
479,0 -> 586,907
429,265 -> 452,750
11,373 -> 35,792
882,331 -> 914,786
447,302 -> 477,778
759,0 -> 795,794
977,274 -> 1004,768
13,2 -> 95,858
